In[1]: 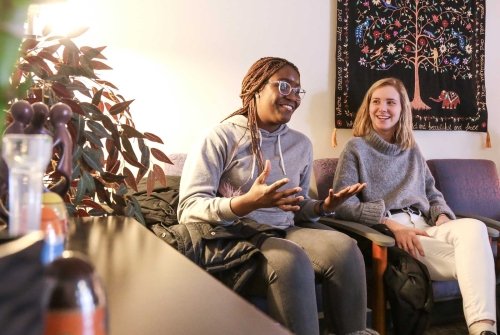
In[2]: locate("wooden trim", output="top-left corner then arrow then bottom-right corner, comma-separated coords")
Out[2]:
372,244 -> 388,335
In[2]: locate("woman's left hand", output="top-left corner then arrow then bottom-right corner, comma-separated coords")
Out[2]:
322,183 -> 366,212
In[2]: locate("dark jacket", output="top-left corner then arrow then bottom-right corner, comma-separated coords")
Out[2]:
150,219 -> 285,293
133,176 -> 285,292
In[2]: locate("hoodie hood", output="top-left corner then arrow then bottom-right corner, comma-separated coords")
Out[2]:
223,115 -> 289,176
223,115 -> 289,137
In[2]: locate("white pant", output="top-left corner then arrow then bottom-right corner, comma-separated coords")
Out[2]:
389,212 -> 497,327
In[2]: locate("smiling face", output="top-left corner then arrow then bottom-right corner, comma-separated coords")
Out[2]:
255,65 -> 301,132
369,85 -> 402,142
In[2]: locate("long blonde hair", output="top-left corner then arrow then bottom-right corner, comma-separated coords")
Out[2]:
352,77 -> 415,149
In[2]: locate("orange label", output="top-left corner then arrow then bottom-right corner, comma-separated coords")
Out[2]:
44,306 -> 107,335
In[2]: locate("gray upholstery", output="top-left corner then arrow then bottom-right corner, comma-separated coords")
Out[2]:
427,159 -> 500,221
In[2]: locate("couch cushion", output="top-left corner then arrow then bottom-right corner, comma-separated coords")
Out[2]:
164,153 -> 187,177
427,159 -> 500,220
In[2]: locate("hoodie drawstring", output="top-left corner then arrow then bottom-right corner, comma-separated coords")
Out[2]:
250,130 -> 287,177
277,134 -> 287,176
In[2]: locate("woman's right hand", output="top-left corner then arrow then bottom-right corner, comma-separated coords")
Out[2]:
230,160 -> 303,216
384,218 -> 429,258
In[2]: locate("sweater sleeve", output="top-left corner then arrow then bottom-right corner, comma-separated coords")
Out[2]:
177,129 -> 239,225
424,164 -> 456,224
331,143 -> 386,226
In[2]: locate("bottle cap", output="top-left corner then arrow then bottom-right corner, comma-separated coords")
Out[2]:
42,192 -> 64,205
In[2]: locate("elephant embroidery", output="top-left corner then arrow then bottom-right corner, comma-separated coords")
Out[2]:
429,90 -> 461,109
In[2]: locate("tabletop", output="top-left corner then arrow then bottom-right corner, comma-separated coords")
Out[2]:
66,216 -> 291,335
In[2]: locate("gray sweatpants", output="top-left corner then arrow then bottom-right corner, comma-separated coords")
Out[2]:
244,221 -> 368,335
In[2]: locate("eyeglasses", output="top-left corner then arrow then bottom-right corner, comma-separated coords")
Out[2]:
267,81 -> 306,99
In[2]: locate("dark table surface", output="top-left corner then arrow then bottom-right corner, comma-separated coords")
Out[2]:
66,216 -> 291,335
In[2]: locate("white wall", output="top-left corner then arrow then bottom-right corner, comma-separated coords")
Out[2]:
79,0 -> 499,170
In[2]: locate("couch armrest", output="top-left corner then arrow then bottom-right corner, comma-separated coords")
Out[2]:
455,212 -> 500,239
318,217 -> 395,247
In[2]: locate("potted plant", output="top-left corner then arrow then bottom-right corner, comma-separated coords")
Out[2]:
6,26 -> 170,223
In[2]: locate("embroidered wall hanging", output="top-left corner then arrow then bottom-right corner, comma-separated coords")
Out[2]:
335,0 -> 487,134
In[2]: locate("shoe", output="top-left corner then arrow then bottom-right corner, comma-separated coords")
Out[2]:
480,331 -> 496,335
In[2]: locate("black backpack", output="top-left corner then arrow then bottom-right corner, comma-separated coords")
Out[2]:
372,224 -> 434,335
384,246 -> 434,335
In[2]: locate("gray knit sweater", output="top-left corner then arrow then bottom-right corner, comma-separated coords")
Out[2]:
332,131 -> 455,226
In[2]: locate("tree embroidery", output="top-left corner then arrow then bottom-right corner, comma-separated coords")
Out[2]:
355,0 -> 476,110
334,0 -> 487,132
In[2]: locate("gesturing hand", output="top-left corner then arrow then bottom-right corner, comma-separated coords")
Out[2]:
230,160 -> 304,216
321,183 -> 366,213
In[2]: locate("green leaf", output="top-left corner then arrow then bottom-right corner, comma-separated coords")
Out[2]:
130,196 -> 146,225
84,130 -> 104,148
116,183 -> 128,196
71,114 -> 86,145
124,202 -> 135,217
139,141 -> 150,167
82,170 -> 96,194
87,120 -> 111,139
82,147 -> 104,173
75,177 -> 86,204
80,101 -> 102,117
72,146 -> 83,164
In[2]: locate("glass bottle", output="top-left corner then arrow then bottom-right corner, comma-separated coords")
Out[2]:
1,134 -> 52,236
43,251 -> 108,335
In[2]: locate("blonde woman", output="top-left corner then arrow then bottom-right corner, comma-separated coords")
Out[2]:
332,77 -> 496,335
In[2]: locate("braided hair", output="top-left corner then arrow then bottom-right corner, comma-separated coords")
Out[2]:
222,57 -> 299,173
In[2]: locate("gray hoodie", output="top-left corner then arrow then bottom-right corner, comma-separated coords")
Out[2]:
178,115 -> 321,229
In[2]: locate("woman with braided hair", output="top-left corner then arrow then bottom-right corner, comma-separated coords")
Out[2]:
178,57 -> 377,335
